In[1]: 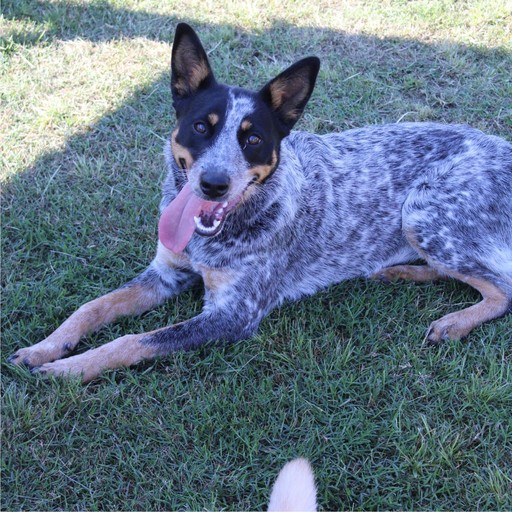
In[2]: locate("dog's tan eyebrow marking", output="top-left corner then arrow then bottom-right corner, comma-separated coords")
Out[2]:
241,119 -> 252,131
208,113 -> 219,126
171,127 -> 194,170
250,149 -> 278,183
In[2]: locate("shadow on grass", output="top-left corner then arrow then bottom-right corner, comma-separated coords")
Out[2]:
3,0 -> 180,45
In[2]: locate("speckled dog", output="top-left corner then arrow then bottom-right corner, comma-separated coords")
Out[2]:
10,24 -> 512,382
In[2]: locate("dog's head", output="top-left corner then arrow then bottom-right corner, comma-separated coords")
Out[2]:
159,23 -> 320,253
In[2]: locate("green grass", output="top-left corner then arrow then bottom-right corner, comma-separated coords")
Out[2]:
1,0 -> 511,509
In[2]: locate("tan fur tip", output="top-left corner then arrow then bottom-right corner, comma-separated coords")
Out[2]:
268,458 -> 317,512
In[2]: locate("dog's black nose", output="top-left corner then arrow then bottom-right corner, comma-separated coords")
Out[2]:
199,170 -> 230,199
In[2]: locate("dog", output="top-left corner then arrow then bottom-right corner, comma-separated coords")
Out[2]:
9,23 -> 512,382
268,458 -> 317,512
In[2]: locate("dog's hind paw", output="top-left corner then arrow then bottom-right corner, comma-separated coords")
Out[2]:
425,324 -> 451,345
374,265 -> 443,284
425,313 -> 471,344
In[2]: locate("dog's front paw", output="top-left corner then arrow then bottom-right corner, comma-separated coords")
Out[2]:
8,339 -> 75,369
31,336 -> 141,383
33,355 -> 92,383
8,346 -> 56,369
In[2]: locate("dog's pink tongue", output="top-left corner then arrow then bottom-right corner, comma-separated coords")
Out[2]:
158,183 -> 213,253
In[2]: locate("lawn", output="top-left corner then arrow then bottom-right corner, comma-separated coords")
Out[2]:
1,0 -> 511,509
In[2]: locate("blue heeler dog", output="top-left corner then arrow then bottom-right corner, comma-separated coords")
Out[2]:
9,24 -> 512,382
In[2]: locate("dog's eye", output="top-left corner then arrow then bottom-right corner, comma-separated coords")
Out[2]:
247,134 -> 261,146
193,121 -> 207,134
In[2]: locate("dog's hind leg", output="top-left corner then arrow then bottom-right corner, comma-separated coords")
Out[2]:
8,244 -> 200,368
400,166 -> 512,343
424,271 -> 511,343
401,236 -> 512,344
374,264 -> 510,341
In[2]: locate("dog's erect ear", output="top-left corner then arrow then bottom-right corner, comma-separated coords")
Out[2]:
259,57 -> 320,132
171,23 -> 215,101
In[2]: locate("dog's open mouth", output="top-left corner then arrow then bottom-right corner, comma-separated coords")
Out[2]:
193,200 -> 229,237
158,182 -> 241,253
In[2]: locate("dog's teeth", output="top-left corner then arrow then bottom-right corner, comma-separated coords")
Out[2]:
194,215 -> 222,234
222,201 -> 228,208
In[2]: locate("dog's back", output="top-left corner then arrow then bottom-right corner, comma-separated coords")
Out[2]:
219,122 -> 512,303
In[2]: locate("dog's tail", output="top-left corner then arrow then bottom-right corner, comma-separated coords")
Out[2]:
268,458 -> 317,512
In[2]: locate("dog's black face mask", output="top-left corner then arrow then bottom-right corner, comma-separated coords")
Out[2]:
159,22 -> 320,253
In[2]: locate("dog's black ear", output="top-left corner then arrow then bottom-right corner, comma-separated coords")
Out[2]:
259,57 -> 320,132
171,23 -> 216,102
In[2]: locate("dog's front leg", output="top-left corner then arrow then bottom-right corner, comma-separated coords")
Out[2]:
8,244 -> 200,368
33,296 -> 263,383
